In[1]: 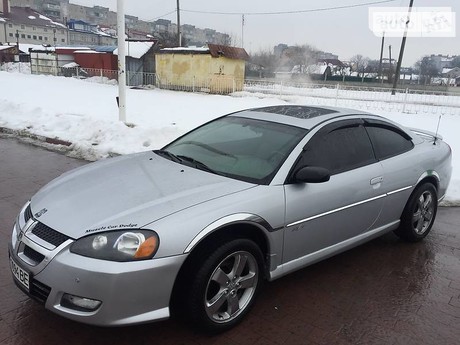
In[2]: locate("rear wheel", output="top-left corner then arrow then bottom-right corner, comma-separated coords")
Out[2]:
394,182 -> 438,242
187,239 -> 264,333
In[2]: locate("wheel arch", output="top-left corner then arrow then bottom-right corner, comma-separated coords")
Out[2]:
416,171 -> 440,192
169,215 -> 273,314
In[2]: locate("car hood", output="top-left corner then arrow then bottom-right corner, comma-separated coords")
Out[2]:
30,152 -> 255,239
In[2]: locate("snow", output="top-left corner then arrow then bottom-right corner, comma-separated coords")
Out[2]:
161,46 -> 209,52
62,62 -> 79,68
113,42 -> 155,59
0,62 -> 31,74
0,71 -> 459,204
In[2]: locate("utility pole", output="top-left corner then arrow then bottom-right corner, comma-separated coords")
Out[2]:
378,32 -> 385,83
388,44 -> 392,82
117,0 -> 127,122
241,14 -> 245,48
392,0 -> 415,95
176,0 -> 181,47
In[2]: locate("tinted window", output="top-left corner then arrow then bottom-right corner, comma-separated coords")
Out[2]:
366,125 -> 413,160
297,123 -> 376,175
164,117 -> 308,184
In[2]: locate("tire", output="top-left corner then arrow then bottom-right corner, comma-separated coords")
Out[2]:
394,182 -> 438,242
186,238 -> 264,333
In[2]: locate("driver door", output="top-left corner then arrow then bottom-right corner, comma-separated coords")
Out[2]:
283,119 -> 385,263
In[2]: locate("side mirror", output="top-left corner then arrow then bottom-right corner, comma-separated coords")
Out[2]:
294,166 -> 330,183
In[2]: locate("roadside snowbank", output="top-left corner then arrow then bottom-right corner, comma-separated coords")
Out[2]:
0,71 -> 458,204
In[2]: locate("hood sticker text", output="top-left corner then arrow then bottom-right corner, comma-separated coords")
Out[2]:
85,223 -> 138,234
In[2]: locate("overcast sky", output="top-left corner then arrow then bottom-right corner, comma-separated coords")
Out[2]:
71,0 -> 460,66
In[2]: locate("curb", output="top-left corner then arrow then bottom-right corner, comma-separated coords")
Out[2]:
0,127 -> 72,147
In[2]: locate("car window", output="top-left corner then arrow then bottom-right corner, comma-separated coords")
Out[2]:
365,125 -> 414,160
295,122 -> 376,175
163,116 -> 308,184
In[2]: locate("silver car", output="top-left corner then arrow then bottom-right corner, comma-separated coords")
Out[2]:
9,105 -> 452,332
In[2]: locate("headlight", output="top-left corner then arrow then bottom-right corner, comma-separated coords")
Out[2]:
70,230 -> 159,262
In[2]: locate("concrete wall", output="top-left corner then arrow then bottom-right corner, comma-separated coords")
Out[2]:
156,53 -> 245,93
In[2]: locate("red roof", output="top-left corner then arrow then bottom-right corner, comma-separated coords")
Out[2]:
207,44 -> 249,61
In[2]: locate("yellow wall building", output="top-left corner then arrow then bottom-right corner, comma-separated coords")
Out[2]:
156,44 -> 249,94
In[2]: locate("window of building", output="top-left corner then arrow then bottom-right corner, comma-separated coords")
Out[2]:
61,38 -> 65,42
21,25 -> 25,29
21,34 -> 25,38
27,35 -> 31,39
44,28 -> 48,32
33,35 -> 37,39
33,27 -> 36,31
9,33 -> 13,37
45,37 -> 48,41
39,36 -> 43,40
8,24 -> 13,28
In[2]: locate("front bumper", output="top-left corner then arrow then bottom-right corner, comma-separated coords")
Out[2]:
9,210 -> 187,326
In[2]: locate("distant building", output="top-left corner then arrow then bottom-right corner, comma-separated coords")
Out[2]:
10,0 -> 69,22
316,52 -> 338,60
67,19 -> 116,46
1,5 -> 68,46
8,0 -> 232,51
427,54 -> 459,73
274,43 -> 288,58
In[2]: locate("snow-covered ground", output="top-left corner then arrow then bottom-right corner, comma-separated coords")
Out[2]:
0,71 -> 459,204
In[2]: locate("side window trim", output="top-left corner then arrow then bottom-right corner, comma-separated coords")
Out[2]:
364,123 -> 414,161
287,119 -> 377,183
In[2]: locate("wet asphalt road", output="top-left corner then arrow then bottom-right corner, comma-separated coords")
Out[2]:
1,137 -> 459,345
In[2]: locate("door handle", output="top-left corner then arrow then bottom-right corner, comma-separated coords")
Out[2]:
370,176 -> 384,185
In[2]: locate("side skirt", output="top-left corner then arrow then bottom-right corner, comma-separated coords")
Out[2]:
268,220 -> 400,281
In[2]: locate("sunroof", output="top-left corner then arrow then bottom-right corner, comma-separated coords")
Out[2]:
251,106 -> 338,119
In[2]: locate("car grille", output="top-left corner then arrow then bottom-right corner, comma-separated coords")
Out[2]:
23,245 -> 45,264
30,279 -> 51,304
24,204 -> 33,223
31,222 -> 71,247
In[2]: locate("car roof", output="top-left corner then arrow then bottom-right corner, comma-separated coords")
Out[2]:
229,105 -> 381,130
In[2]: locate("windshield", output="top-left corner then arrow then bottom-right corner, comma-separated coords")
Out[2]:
161,116 -> 308,184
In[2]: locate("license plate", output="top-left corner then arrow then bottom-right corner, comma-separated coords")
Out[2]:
10,256 -> 30,290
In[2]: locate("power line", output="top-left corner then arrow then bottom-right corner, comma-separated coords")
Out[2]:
181,0 -> 396,16
146,9 -> 176,22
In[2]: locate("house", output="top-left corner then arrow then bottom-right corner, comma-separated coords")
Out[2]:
155,44 -> 249,94
73,40 -> 157,85
67,19 -> 117,46
30,45 -> 91,75
442,67 -> 460,80
0,4 -> 68,46
0,43 -> 17,63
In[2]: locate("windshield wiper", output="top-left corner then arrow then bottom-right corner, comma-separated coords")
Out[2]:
153,150 -> 182,163
177,155 -> 224,176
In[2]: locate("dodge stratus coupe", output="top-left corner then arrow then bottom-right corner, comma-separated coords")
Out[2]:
9,105 -> 452,332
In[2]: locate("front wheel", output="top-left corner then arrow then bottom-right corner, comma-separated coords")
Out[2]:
394,182 -> 438,242
187,239 -> 264,333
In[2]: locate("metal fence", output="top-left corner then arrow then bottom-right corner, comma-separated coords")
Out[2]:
243,79 -> 460,116
156,75 -> 244,94
20,64 -> 460,115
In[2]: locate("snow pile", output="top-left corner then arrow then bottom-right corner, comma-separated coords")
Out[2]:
0,71 -> 458,204
0,62 -> 31,74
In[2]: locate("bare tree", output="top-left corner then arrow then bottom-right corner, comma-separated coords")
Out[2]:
350,54 -> 370,77
415,56 -> 440,85
155,31 -> 188,48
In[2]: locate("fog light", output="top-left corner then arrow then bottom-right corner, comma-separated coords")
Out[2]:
61,293 -> 102,312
